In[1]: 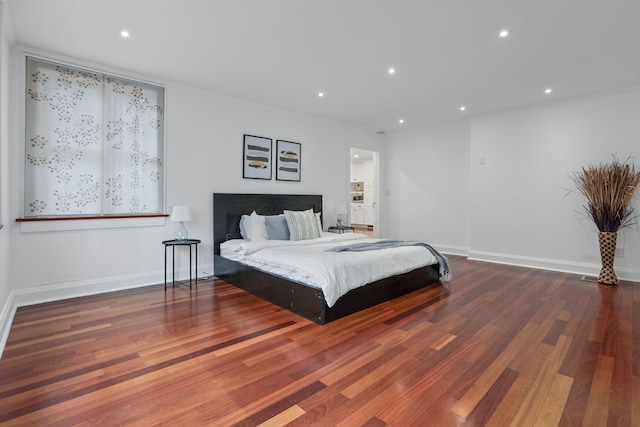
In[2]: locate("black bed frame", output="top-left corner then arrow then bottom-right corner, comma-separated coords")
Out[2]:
213,193 -> 440,324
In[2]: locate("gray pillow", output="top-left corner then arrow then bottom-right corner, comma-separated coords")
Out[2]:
265,215 -> 290,240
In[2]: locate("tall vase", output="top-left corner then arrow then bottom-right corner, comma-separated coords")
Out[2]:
598,231 -> 618,285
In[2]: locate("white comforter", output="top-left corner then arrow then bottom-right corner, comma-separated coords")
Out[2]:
220,232 -> 438,307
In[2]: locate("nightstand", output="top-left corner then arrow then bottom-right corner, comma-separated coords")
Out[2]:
328,226 -> 354,234
162,239 -> 201,290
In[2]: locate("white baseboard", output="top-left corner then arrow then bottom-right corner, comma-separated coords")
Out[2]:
468,250 -> 640,282
0,292 -> 17,361
0,263 -> 213,359
436,244 -> 470,257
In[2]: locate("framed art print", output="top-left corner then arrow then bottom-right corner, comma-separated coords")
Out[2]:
276,140 -> 301,182
243,134 -> 272,180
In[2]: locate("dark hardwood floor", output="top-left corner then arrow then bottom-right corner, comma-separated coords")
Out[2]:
1,256 -> 638,426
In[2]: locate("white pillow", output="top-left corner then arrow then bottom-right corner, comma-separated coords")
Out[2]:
239,214 -> 252,240
315,212 -> 323,233
284,209 -> 321,241
249,211 -> 269,241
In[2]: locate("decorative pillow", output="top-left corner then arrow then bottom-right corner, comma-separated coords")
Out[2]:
249,211 -> 269,241
239,214 -> 252,240
284,209 -> 321,241
265,214 -> 290,240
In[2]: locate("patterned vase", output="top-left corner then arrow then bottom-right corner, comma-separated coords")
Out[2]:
598,232 -> 618,285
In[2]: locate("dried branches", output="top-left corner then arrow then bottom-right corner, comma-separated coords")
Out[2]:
572,156 -> 640,232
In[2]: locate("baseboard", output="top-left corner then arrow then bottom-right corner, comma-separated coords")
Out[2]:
0,292 -> 17,360
468,250 -> 640,283
435,244 -> 470,257
0,263 -> 213,359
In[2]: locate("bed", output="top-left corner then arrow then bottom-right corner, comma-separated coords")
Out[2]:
213,193 -> 445,324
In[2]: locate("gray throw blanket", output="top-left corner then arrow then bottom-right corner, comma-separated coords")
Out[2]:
327,240 -> 451,282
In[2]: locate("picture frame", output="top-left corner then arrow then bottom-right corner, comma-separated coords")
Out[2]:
243,134 -> 272,180
276,140 -> 301,182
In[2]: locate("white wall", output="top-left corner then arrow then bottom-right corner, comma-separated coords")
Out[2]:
383,88 -> 640,281
469,88 -> 640,279
164,82 -> 383,247
0,45 -> 382,356
0,1 -> 12,354
382,121 -> 470,254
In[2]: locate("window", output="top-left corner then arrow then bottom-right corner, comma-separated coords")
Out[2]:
24,57 -> 164,217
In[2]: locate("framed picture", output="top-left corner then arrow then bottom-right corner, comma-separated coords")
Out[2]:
243,134 -> 272,180
276,140 -> 301,182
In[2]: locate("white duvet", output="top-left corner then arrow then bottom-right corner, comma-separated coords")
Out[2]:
220,232 -> 438,307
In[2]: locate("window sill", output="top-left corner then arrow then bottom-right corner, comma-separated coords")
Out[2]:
17,214 -> 169,232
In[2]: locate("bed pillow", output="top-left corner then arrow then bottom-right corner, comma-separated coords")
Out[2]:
315,212 -> 323,233
249,211 -> 269,241
265,214 -> 290,240
284,209 -> 321,241
239,214 -> 252,240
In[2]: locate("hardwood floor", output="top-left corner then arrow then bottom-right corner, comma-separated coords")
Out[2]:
1,256 -> 638,426
351,225 -> 374,237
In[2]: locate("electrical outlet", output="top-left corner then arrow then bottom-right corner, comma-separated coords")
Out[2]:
615,247 -> 624,257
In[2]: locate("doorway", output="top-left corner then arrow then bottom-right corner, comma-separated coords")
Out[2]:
350,148 -> 378,237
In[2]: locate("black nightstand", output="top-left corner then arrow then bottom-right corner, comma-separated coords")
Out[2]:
162,239 -> 201,290
328,226 -> 354,234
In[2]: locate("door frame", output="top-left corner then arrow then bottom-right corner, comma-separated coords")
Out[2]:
349,147 -> 379,237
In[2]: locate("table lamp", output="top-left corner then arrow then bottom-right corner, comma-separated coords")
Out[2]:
336,204 -> 347,227
171,205 -> 191,240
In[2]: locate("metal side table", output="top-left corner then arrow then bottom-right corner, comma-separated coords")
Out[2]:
162,239 -> 201,290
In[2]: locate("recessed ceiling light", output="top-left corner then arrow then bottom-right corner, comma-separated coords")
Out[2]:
460,106 -> 466,112
545,88 -> 552,94
398,119 -> 404,124
120,30 -> 130,38
499,29 -> 509,38
354,154 -> 360,158
318,92 -> 324,97
388,68 -> 396,75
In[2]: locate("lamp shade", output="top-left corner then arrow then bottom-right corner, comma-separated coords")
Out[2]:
336,204 -> 347,215
170,206 -> 191,222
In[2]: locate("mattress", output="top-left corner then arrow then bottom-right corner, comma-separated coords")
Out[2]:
220,232 -> 439,307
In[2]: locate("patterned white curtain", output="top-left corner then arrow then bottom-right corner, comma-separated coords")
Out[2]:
24,57 -> 164,217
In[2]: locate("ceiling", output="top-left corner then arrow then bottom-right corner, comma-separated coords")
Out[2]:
6,0 -> 640,133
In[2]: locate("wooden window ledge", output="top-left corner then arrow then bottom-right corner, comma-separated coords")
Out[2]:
17,214 -> 169,222
16,214 -> 169,232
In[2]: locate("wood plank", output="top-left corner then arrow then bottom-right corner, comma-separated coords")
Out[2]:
232,381 -> 325,426
558,341 -> 601,425
633,375 -> 640,427
583,355 -> 615,427
532,373 -> 573,427
507,334 -> 572,427
464,367 -> 520,426
258,404 -> 306,426
451,322 -> 538,418
485,342 -> 554,426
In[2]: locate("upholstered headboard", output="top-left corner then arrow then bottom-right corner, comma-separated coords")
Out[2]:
212,193 -> 323,255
